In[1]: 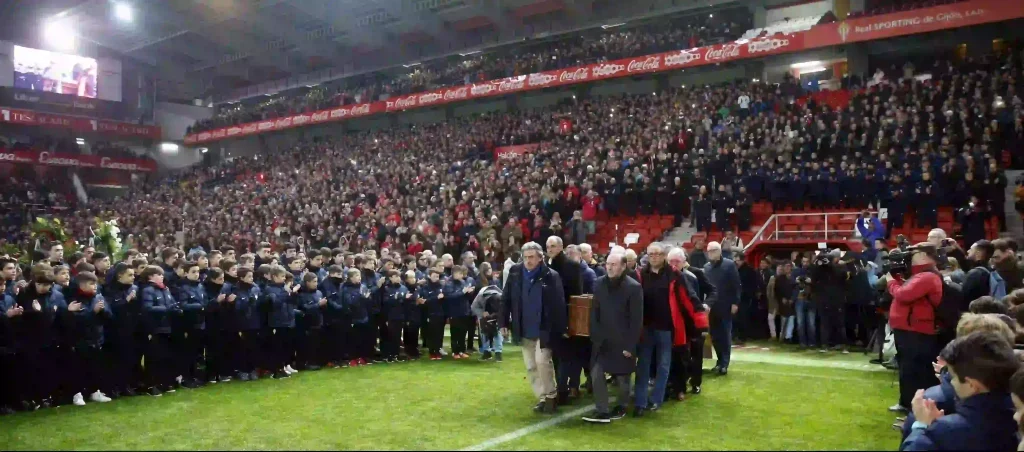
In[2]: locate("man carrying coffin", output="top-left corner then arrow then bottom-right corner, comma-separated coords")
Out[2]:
582,249 -> 643,424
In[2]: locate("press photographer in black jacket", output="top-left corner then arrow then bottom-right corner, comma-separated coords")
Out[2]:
808,250 -> 850,352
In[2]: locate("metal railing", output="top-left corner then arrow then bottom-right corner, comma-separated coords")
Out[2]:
743,211 -> 875,251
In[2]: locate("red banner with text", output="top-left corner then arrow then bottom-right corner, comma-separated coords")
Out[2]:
183,0 -> 1024,145
0,107 -> 161,139
0,149 -> 157,172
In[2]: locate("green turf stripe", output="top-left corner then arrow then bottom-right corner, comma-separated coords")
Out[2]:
730,349 -> 887,372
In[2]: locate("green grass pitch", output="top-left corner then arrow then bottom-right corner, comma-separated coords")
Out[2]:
0,343 -> 900,450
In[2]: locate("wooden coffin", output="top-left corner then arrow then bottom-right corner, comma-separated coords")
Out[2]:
568,294 -> 593,337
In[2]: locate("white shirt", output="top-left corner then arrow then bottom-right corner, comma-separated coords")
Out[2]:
738,95 -> 750,109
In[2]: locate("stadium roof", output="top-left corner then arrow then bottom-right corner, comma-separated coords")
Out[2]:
3,0 -> 740,101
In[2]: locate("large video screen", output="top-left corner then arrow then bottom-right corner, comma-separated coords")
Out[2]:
12,45 -> 98,98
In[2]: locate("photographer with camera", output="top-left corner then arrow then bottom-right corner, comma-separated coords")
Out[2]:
886,242 -> 944,413
957,196 -> 989,253
808,250 -> 850,353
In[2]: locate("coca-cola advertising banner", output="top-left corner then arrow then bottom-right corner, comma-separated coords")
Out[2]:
494,143 -> 548,161
184,102 -> 383,145
805,0 -> 1022,49
184,0 -> 1022,146
0,107 -> 160,139
0,149 -> 157,172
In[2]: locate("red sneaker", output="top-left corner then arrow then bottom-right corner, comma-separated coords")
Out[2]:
358,358 -> 368,365
349,359 -> 360,367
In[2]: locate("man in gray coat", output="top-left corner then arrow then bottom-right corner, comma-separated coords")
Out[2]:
582,250 -> 643,423
703,241 -> 741,375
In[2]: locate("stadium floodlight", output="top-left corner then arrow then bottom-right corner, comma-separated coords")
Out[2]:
601,23 -> 625,29
791,61 -> 823,69
199,148 -> 209,154
160,142 -> 179,152
801,67 -> 828,74
114,3 -> 133,23
403,62 -> 421,68
75,138 -> 85,145
44,20 -> 76,51
459,50 -> 480,57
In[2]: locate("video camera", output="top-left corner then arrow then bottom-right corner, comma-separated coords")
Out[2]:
883,234 -> 931,278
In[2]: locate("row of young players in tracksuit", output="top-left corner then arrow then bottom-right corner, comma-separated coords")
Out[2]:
0,251 -> 486,412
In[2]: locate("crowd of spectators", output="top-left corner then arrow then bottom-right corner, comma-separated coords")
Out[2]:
187,8 -> 751,134
61,47 -> 1024,270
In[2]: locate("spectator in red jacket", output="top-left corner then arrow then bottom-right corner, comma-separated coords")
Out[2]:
887,243 -> 944,414
581,190 -> 601,236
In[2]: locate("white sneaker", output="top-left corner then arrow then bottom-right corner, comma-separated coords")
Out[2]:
285,365 -> 298,374
439,348 -> 448,356
888,404 -> 908,412
90,391 -> 111,403
72,393 -> 86,406
175,375 -> 183,384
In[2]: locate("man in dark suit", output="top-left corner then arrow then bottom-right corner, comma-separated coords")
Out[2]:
500,242 -> 567,414
582,251 -> 643,424
545,236 -> 585,403
703,241 -> 741,375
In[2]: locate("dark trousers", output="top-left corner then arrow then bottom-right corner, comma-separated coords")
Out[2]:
709,312 -> 732,369
403,322 -> 421,358
231,330 -> 261,374
106,332 -> 144,391
383,320 -> 403,359
894,329 -> 940,408
420,306 -> 430,348
668,345 -> 692,398
845,304 -> 872,345
467,319 -> 479,350
732,302 -> 752,342
819,303 -> 847,347
270,327 -> 296,370
0,352 -> 15,407
556,338 -> 588,395
426,316 -> 446,354
69,344 -> 109,396
144,333 -> 175,388
323,321 -> 350,363
171,329 -> 204,382
350,322 -> 375,361
15,346 -> 59,403
450,316 -> 472,354
687,333 -> 706,389
205,330 -> 229,379
298,328 -> 322,367
374,314 -> 389,357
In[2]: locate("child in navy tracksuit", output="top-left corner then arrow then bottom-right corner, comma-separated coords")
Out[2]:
102,263 -> 142,397
381,270 -> 409,362
265,267 -> 301,378
63,271 -> 113,406
901,332 -> 1019,451
443,266 -> 475,359
419,269 -> 446,360
202,268 -> 229,382
343,268 -> 374,366
0,279 -> 17,414
139,265 -> 178,396
171,262 -> 208,388
402,270 -> 422,359
320,265 -> 350,368
231,268 -> 263,381
296,272 -> 326,370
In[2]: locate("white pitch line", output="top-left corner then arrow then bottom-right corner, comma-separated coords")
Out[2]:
461,364 -> 883,451
460,404 -> 595,451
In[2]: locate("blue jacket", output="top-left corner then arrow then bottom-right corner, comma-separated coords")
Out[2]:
265,283 -> 299,328
13,286 -> 67,350
173,280 -> 208,330
141,282 -> 177,335
403,283 -> 422,325
418,281 -> 445,318
903,371 -> 959,440
64,291 -> 112,348
319,277 -> 349,325
102,281 -> 140,338
361,270 -> 382,316
294,287 -> 325,329
0,292 -> 15,352
900,392 -> 1018,451
703,258 -> 742,316
499,264 -> 567,349
230,282 -> 263,331
857,216 -> 886,244
443,278 -> 474,318
382,283 -> 409,322
341,282 -> 372,324
580,262 -> 596,294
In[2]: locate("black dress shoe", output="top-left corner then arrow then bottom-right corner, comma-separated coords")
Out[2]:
633,407 -> 646,418
123,387 -> 138,397
718,367 -> 728,376
543,397 -> 558,414
533,401 -> 547,413
648,403 -> 661,412
610,405 -> 627,420
148,387 -> 163,397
